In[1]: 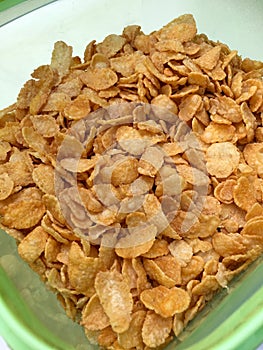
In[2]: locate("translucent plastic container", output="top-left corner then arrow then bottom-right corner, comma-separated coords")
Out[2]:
0,1 -> 263,349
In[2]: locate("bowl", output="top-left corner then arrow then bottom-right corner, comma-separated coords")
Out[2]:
0,1 -> 263,349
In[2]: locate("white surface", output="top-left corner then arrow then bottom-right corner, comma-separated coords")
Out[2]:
0,0 -> 263,109
0,337 -> 10,350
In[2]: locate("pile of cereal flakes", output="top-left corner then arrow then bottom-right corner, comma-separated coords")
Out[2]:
1,14 -> 263,349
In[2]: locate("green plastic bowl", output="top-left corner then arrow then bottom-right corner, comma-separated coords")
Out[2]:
0,1 -> 263,349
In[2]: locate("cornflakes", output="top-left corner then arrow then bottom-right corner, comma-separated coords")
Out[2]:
241,218 -> 263,236
155,14 -> 197,43
178,94 -> 202,122
206,142 -> 240,178
194,46 -> 221,71
138,146 -> 164,177
1,12 -> 263,350
140,285 -> 190,318
97,327 -> 117,348
0,200 -> 45,229
80,67 -> 118,91
214,179 -> 236,204
130,257 -> 150,293
30,114 -> 59,137
81,294 -> 110,331
18,226 -> 48,263
111,157 -> 138,186
154,255 -> 182,284
68,242 -> 105,296
32,164 -> 55,195
168,240 -> 193,266
50,41 -> 73,79
143,258 -> 177,288
201,123 -> 236,143
95,270 -> 133,333
212,232 -> 245,257
64,94 -> 91,120
115,224 -> 157,258
142,238 -> 169,258
233,176 -> 257,211
0,173 -> 14,200
118,310 -> 146,349
142,311 -> 172,348
245,203 -> 263,221
181,256 -> 205,285
96,34 -> 126,58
